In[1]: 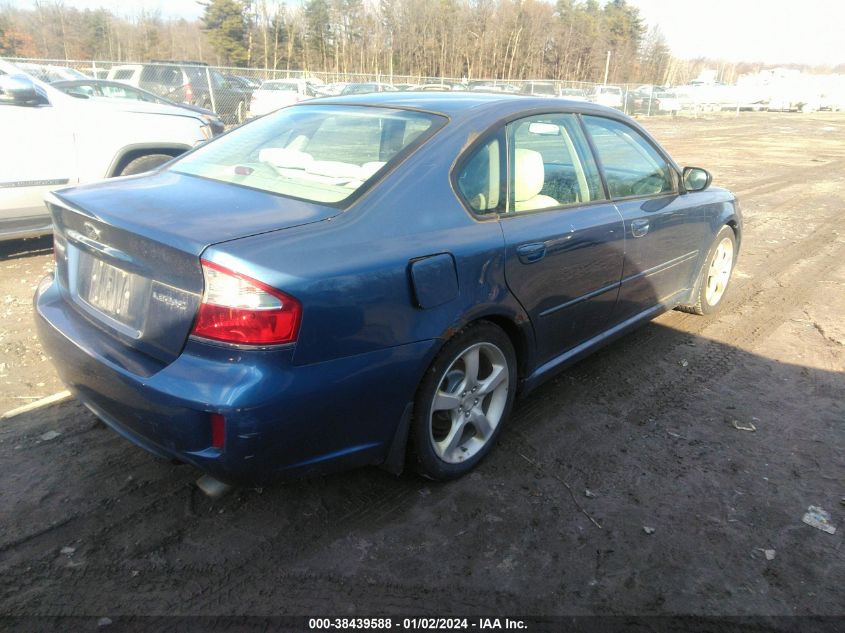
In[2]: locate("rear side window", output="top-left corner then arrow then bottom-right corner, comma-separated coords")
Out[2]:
142,66 -> 182,85
507,113 -> 605,212
455,137 -> 502,214
139,66 -> 158,82
584,116 -> 674,198
172,105 -> 445,205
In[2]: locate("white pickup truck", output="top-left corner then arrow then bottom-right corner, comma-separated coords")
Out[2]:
0,59 -> 213,241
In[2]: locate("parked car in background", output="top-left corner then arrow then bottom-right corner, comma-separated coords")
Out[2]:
340,82 -> 399,95
625,89 -> 680,115
558,88 -> 588,101
224,74 -> 258,104
588,85 -> 623,109
317,82 -> 349,96
248,79 -> 316,118
16,63 -> 89,83
0,59 -> 213,241
226,74 -> 261,91
34,92 -> 740,488
416,83 -> 453,92
52,79 -> 225,136
107,61 -> 250,123
519,81 -> 558,97
819,92 -> 845,111
469,81 -> 519,93
422,80 -> 461,90
767,93 -> 821,113
651,91 -> 681,115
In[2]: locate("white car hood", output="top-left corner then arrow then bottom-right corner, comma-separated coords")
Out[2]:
81,97 -> 203,121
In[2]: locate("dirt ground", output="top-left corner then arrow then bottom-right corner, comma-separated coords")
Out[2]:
0,113 -> 843,623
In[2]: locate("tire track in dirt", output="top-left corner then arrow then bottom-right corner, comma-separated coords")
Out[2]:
619,232 -> 844,428
731,157 -> 845,199
0,426 -> 194,555
557,179 -> 843,393
177,479 -> 427,614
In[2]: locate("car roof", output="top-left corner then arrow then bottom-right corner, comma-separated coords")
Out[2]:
53,79 -> 132,87
309,91 -> 620,120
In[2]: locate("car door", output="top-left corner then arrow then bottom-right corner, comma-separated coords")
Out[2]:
0,73 -> 77,232
456,113 -> 625,364
582,115 -> 706,322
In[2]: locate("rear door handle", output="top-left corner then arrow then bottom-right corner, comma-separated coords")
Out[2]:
631,219 -> 650,238
516,242 -> 546,264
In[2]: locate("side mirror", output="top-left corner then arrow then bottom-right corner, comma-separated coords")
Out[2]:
0,75 -> 44,106
682,166 -> 712,192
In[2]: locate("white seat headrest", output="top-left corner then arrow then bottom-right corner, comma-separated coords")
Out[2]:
514,148 -> 545,202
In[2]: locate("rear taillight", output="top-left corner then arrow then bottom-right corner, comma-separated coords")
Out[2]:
191,260 -> 301,345
185,82 -> 193,102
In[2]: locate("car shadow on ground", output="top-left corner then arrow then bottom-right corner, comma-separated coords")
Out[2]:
1,318 -> 843,617
0,235 -> 53,261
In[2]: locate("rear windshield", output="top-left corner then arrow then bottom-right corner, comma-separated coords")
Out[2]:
172,105 -> 445,205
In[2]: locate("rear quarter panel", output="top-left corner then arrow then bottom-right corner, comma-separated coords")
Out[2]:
203,116 -> 531,369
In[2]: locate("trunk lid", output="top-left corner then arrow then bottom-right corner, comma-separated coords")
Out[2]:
49,171 -> 338,365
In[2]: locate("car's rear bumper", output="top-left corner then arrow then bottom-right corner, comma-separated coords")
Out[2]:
36,275 -> 435,485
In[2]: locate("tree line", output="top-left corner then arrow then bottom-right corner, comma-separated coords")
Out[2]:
1,0 -> 835,85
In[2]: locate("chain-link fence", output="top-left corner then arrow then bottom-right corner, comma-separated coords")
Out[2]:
6,57 -> 840,125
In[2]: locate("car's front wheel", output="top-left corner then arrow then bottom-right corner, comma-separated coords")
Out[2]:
678,225 -> 737,315
412,322 -> 517,480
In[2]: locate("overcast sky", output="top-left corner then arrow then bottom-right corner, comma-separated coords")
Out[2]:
631,0 -> 844,66
7,0 -> 845,66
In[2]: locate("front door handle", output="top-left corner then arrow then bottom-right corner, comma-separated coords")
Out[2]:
631,219 -> 650,238
516,242 -> 546,264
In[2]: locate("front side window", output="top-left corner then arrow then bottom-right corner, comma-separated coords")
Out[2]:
172,105 -> 444,205
507,113 -> 605,212
583,116 -> 674,198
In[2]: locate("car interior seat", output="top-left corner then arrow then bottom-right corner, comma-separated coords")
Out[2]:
514,148 -> 559,211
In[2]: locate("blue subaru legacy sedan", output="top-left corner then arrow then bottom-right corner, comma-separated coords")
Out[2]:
35,93 -> 741,485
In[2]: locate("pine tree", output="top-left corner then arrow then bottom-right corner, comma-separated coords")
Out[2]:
202,0 -> 250,66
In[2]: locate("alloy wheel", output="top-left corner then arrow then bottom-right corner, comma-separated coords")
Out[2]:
705,237 -> 734,305
428,342 -> 510,464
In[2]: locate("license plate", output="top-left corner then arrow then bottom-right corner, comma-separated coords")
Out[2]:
79,256 -> 134,320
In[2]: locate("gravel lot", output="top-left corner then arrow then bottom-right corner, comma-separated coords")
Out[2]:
0,113 -> 843,623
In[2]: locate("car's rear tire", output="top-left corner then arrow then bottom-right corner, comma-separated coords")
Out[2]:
411,321 -> 517,480
677,225 -> 737,315
119,154 -> 173,176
